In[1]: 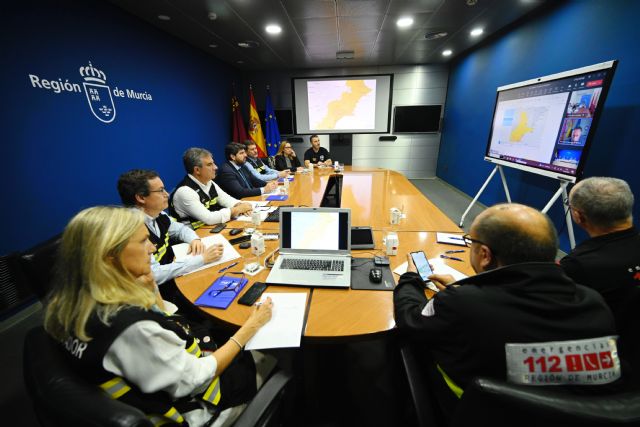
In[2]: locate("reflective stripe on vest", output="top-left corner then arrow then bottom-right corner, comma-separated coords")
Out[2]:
191,220 -> 205,230
436,364 -> 464,399
202,376 -> 222,405
154,232 -> 171,262
148,407 -> 185,427
186,340 -> 202,358
100,376 -> 131,399
255,163 -> 266,173
189,197 -> 219,229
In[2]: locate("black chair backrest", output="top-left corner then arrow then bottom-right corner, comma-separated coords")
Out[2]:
23,326 -> 152,427
452,377 -> 640,427
19,234 -> 61,299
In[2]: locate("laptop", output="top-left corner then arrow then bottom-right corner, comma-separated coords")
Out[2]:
265,207 -> 352,288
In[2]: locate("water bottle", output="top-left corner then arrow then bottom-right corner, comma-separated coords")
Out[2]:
251,231 -> 265,256
283,177 -> 290,194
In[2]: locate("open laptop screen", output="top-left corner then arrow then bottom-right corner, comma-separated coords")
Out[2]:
281,208 -> 350,251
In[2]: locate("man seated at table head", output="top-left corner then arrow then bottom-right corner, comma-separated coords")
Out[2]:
394,203 -> 618,416
244,140 -> 289,181
303,134 -> 332,167
560,177 -> 639,356
168,147 -> 253,230
215,143 -> 278,199
117,169 -> 224,285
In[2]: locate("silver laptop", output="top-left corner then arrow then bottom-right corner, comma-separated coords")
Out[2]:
265,207 -> 352,288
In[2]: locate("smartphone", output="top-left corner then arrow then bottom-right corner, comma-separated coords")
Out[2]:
410,251 -> 434,282
210,223 -> 227,233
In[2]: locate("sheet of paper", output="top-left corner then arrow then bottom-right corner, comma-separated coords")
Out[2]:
245,293 -> 307,350
393,259 -> 468,282
235,206 -> 277,222
436,232 -> 466,246
172,234 -> 240,275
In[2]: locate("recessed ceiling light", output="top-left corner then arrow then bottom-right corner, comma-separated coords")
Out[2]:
397,17 -> 413,28
237,41 -> 260,48
266,24 -> 282,34
470,28 -> 484,37
208,43 -> 218,48
442,49 -> 453,56
157,15 -> 171,21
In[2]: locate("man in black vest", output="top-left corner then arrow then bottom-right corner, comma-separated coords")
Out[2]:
244,140 -> 289,181
118,169 -> 224,285
215,143 -> 278,199
169,147 -> 253,230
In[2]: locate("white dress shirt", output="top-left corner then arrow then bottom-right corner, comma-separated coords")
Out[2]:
172,175 -> 240,227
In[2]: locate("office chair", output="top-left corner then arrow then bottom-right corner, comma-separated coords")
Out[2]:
400,342 -> 640,427
19,233 -> 61,300
24,326 -> 293,427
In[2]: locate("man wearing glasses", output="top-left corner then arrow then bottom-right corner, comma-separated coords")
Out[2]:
393,203 -> 617,417
118,169 -> 224,286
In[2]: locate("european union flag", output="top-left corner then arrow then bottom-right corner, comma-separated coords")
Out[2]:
264,89 -> 281,157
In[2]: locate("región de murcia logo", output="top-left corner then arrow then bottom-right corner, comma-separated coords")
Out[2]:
28,61 -> 153,124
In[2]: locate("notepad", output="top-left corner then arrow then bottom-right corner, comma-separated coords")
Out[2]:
194,276 -> 248,309
266,194 -> 288,201
436,232 -> 466,246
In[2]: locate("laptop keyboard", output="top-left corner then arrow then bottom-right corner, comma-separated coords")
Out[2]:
281,258 -> 345,272
264,205 -> 294,222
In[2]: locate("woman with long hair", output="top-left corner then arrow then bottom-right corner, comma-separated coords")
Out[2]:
45,206 -> 273,426
274,140 -> 302,172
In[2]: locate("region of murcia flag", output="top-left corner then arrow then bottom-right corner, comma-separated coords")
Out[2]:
80,61 -> 116,123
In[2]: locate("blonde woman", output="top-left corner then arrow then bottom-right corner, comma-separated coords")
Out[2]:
45,206 -> 273,426
274,140 -> 302,172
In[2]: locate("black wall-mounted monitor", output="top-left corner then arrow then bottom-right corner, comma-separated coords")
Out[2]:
259,109 -> 294,135
393,105 -> 442,133
484,60 -> 618,182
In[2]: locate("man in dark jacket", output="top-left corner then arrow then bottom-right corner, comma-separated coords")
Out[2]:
215,143 -> 278,199
560,177 -> 639,367
394,203 -> 619,415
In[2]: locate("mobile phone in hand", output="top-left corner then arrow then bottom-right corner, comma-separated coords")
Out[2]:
410,251 -> 434,282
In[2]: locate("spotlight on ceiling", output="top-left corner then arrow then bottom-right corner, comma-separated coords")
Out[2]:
470,28 -> 484,37
266,24 -> 282,34
442,49 -> 453,57
157,15 -> 171,21
397,17 -> 413,28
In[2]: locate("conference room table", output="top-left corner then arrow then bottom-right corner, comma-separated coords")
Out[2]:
175,166 -> 476,342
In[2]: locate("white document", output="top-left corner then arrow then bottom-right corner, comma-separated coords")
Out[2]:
172,234 -> 240,275
436,232 -> 467,246
244,293 -> 307,350
393,258 -> 468,282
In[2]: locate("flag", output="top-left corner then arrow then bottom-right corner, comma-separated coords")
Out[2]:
264,87 -> 281,157
231,87 -> 247,143
248,86 -> 267,157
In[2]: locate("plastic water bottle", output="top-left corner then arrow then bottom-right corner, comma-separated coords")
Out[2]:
283,177 -> 290,194
251,231 -> 265,256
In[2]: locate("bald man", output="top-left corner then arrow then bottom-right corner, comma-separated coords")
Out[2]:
394,203 -> 617,416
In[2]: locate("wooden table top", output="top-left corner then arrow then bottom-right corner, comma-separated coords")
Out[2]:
175,166 -> 476,341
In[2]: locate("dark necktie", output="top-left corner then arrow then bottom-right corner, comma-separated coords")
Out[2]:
238,167 -> 252,188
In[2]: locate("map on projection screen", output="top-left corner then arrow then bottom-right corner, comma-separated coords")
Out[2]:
307,79 -> 376,130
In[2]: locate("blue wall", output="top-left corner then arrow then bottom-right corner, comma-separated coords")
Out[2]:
437,0 -> 640,251
1,0 -> 236,254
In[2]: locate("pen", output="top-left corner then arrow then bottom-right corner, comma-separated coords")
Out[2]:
440,254 -> 463,262
445,250 -> 465,254
218,262 -> 238,273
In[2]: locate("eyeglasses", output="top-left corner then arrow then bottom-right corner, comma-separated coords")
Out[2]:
209,275 -> 245,297
284,145 -> 292,149
148,187 -> 167,194
462,234 -> 497,255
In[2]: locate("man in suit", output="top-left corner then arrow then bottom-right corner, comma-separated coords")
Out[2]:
118,169 -> 223,285
215,143 -> 278,199
169,147 -> 252,230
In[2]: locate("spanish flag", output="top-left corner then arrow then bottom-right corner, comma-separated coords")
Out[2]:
248,86 -> 267,157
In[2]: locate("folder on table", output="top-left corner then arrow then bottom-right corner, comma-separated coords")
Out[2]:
194,276 -> 248,309
266,194 -> 288,201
